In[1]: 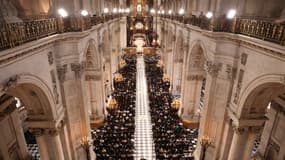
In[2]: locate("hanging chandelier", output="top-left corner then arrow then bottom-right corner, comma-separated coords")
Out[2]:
107,96 -> 118,110
171,98 -> 181,110
119,59 -> 126,68
162,74 -> 170,82
114,73 -> 124,82
156,59 -> 163,68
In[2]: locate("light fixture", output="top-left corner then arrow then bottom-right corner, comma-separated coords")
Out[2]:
80,10 -> 88,16
161,10 -> 165,14
150,8 -> 156,14
103,8 -> 109,14
118,8 -> 122,13
227,9 -> 236,19
178,8 -> 184,15
58,8 -> 68,17
157,10 -> 161,14
206,12 -> 213,18
125,8 -> 130,13
168,10 -> 172,15
113,8 -> 117,13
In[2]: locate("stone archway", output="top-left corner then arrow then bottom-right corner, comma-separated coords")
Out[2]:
82,40 -> 105,124
0,74 -> 68,160
181,41 -> 207,121
227,75 -> 285,160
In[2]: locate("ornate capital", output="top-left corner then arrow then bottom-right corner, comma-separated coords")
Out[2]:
232,125 -> 247,134
187,74 -> 205,81
47,52 -> 54,65
226,64 -> 237,80
249,126 -> 262,134
29,128 -> 45,137
205,61 -> 222,77
46,128 -> 60,136
71,63 -> 85,78
85,74 -> 101,81
2,75 -> 20,92
57,64 -> 67,82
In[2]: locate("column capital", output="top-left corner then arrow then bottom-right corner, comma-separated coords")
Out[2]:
204,61 -> 222,77
57,64 -> 67,82
71,63 -> 85,78
29,128 -> 45,137
46,128 -> 60,136
232,124 -> 247,134
186,74 -> 205,81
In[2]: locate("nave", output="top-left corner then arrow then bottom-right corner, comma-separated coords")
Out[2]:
92,53 -> 198,159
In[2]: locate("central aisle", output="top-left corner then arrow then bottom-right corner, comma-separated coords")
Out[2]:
134,54 -> 156,160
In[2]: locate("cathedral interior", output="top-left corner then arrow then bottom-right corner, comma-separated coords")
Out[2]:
0,0 -> 285,160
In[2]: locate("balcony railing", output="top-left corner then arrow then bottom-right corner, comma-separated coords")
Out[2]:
0,14 -> 121,51
162,15 -> 285,46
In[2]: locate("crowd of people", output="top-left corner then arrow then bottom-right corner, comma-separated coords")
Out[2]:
93,54 -> 137,159
145,54 -> 197,159
93,53 -> 198,159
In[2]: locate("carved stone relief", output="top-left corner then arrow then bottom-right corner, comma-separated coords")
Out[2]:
48,52 -> 53,65
233,69 -> 244,104
241,53 -> 248,65
57,65 -> 67,82
1,75 -> 20,93
205,61 -> 222,77
50,70 -> 59,104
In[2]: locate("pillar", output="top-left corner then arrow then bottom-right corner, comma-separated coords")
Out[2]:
60,123 -> 72,160
228,125 -> 261,160
31,129 -> 50,160
228,126 -> 249,160
46,129 -> 65,160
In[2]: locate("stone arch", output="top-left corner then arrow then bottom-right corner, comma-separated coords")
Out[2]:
83,39 -> 102,71
181,40 -> 208,121
82,39 -> 105,123
186,40 -> 209,75
226,74 -> 285,160
238,74 -> 285,118
0,74 -> 68,160
3,74 -> 56,120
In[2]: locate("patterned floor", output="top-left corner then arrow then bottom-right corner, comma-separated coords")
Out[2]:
134,55 -> 156,159
27,144 -> 40,160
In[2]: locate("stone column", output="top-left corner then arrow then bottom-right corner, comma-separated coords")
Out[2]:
45,129 -> 65,160
30,129 -> 50,160
228,126 -> 248,160
228,126 -> 261,160
60,122 -> 72,160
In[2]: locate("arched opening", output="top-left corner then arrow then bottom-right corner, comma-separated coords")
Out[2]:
82,41 -> 105,128
228,80 -> 285,160
0,80 -> 67,160
181,42 -> 206,123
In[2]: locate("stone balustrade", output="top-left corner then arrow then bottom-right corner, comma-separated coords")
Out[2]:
162,14 -> 285,46
0,14 -> 121,51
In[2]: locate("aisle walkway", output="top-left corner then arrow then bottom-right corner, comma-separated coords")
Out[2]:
134,54 -> 156,159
